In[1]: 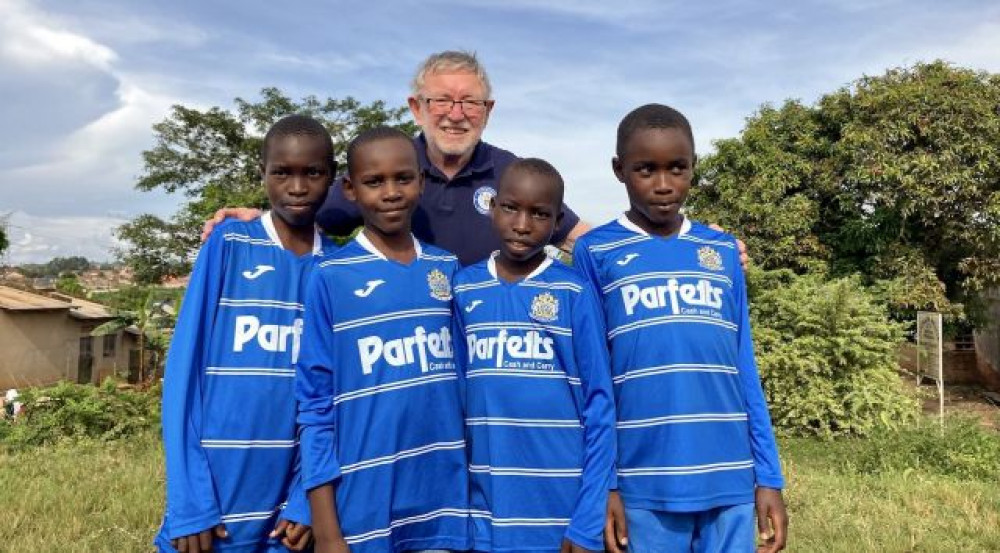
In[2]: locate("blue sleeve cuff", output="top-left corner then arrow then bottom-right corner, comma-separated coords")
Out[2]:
756,474 -> 785,490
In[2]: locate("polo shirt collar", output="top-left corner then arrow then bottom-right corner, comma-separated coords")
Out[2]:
415,133 -> 495,181
262,211 -> 324,255
355,230 -> 423,260
486,251 -> 553,282
617,213 -> 691,237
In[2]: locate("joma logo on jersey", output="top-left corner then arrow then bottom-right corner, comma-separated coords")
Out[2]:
357,326 -> 454,375
621,279 -> 724,316
466,330 -> 555,367
233,315 -> 302,362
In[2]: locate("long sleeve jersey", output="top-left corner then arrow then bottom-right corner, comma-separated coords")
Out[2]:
295,233 -> 471,553
157,214 -> 334,551
452,255 -> 616,552
573,215 -> 785,513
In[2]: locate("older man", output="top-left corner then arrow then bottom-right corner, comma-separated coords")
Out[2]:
206,51 -> 587,266
317,51 -> 586,266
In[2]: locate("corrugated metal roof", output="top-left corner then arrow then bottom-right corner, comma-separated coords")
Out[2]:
0,287 -> 114,319
67,297 -> 116,320
0,285 -> 70,311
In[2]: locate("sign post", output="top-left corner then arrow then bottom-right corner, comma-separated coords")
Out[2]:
916,311 -> 944,428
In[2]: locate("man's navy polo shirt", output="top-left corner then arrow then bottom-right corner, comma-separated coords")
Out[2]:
315,134 -> 580,266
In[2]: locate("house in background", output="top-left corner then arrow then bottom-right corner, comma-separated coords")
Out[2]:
0,285 -> 140,389
973,287 -> 1000,392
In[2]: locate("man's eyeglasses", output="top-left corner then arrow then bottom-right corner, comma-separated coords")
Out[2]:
421,97 -> 492,116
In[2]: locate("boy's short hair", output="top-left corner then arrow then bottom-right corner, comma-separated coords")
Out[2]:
346,126 -> 417,176
499,158 -> 565,206
261,114 -> 336,170
616,104 -> 695,158
411,50 -> 492,100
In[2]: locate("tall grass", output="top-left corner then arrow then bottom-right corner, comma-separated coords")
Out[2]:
2,421 -> 999,551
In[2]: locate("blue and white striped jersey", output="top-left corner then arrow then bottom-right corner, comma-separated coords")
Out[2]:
452,255 -> 616,553
573,215 -> 784,513
157,214 -> 335,551
295,233 -> 471,553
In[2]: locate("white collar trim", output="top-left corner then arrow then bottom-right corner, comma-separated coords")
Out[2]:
616,213 -> 691,237
262,211 -> 323,255
487,251 -> 553,282
355,230 -> 422,260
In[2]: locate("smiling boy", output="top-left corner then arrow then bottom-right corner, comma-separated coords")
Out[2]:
295,127 -> 470,553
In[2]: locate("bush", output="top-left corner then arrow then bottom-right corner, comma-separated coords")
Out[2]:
0,379 -> 161,450
750,269 -> 919,437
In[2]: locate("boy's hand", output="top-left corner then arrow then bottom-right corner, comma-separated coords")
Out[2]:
171,524 -> 227,552
314,535 -> 351,553
755,487 -> 788,552
201,207 -> 263,241
560,538 -> 595,553
604,490 -> 629,553
707,223 -> 749,270
271,519 -> 313,551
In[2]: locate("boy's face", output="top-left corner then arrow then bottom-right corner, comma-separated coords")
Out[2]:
490,172 -> 563,263
344,137 -> 424,237
613,127 -> 694,234
261,134 -> 334,228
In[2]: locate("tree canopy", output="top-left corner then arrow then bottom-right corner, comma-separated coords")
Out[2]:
689,61 -> 1000,324
116,87 -> 418,284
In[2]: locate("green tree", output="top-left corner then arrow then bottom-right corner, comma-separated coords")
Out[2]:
690,61 -> 1000,324
0,221 -> 8,257
20,256 -> 93,278
93,287 -> 181,382
116,87 -> 418,284
55,273 -> 85,297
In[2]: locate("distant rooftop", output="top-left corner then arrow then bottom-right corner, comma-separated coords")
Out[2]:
0,285 -> 114,320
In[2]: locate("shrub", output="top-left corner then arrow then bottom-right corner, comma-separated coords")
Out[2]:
0,379 -> 161,450
845,416 -> 1000,481
750,269 -> 919,437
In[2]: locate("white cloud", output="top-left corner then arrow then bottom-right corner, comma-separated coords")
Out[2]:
3,211 -> 126,264
0,0 -> 182,219
0,0 -> 116,70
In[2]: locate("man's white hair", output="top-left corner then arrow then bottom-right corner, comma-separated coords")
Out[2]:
411,50 -> 492,99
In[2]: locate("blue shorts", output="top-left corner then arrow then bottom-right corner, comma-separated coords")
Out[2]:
625,503 -> 755,553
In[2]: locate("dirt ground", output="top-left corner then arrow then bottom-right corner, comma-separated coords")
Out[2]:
904,373 -> 1000,429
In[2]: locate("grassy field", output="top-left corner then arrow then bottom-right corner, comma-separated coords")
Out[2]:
2,432 -> 999,552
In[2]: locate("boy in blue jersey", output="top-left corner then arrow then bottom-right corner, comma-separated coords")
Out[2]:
451,159 -> 616,553
572,104 -> 788,553
157,114 -> 338,552
295,127 -> 470,553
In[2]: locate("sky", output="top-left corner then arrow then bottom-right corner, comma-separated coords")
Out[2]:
1,0 -> 999,264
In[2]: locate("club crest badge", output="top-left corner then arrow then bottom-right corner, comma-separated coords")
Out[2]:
473,186 -> 496,215
427,269 -> 452,301
697,246 -> 724,271
530,292 -> 559,322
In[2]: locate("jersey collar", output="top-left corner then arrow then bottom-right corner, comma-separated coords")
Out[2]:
487,251 -> 553,282
261,211 -> 324,255
354,230 -> 423,260
616,213 -> 691,237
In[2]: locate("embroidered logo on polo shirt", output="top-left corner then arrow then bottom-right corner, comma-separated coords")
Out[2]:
473,186 -> 496,215
530,292 -> 559,322
697,246 -> 724,271
427,269 -> 452,301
